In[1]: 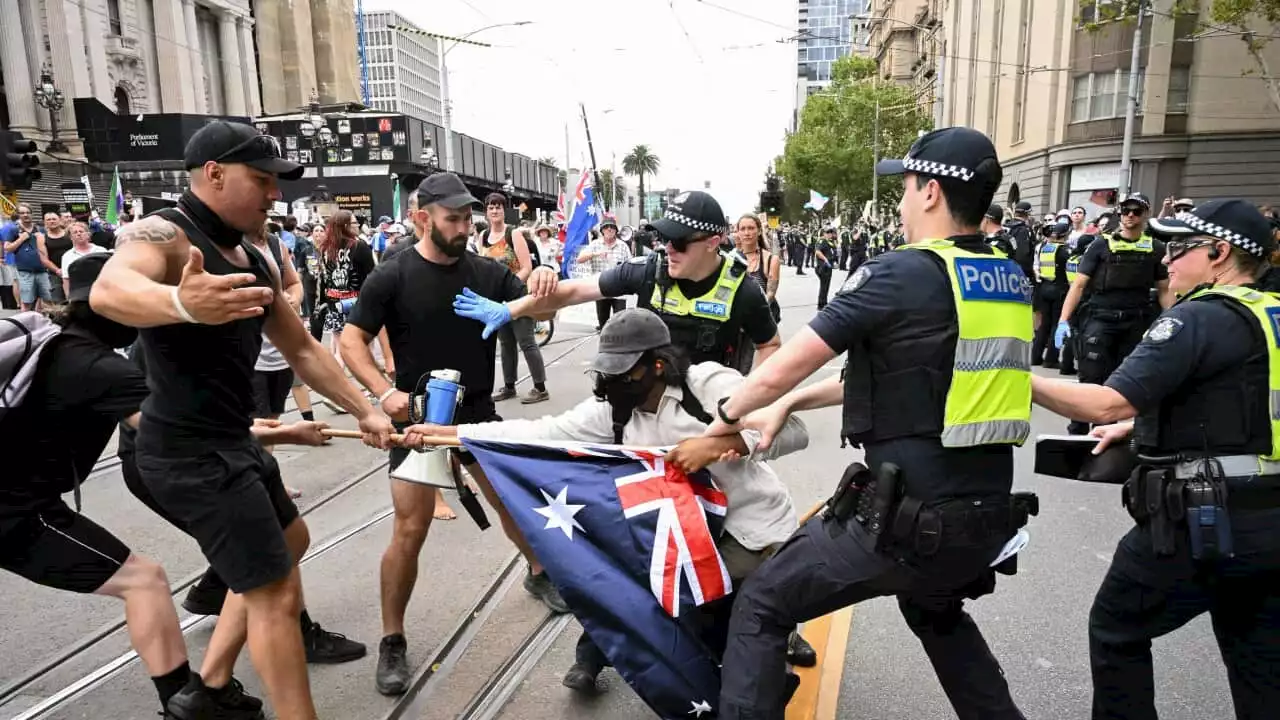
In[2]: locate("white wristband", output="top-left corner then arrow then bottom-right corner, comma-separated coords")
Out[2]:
378,387 -> 398,403
171,286 -> 198,324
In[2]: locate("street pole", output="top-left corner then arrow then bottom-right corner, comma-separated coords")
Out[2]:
440,37 -> 455,173
871,96 -> 881,222
1118,1 -> 1145,198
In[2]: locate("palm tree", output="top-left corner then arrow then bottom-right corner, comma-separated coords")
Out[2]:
622,145 -> 661,220
596,169 -> 629,211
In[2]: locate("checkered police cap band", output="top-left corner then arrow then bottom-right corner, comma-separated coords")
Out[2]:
1175,211 -> 1267,258
903,157 -> 976,182
663,208 -> 728,235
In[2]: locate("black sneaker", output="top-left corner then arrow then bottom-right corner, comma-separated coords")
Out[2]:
786,632 -> 817,668
165,674 -> 264,720
561,663 -> 600,694
304,620 -> 367,664
181,572 -> 227,616
375,634 -> 410,696
523,570 -> 570,614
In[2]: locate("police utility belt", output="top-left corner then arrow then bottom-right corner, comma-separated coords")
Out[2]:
825,461 -> 1039,574
1123,454 -> 1280,561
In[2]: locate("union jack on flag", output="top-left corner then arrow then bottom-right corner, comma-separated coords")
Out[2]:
461,438 -> 730,719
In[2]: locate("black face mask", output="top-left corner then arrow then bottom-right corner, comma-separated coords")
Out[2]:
432,225 -> 468,258
600,363 -> 659,414
178,191 -> 243,250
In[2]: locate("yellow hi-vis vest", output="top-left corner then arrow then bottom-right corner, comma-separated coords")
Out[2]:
1187,285 -> 1280,466
647,257 -> 745,321
1066,254 -> 1081,283
906,240 -> 1034,447
1107,236 -> 1155,254
1038,241 -> 1061,281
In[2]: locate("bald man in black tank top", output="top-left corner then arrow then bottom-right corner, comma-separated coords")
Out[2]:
92,121 -> 395,720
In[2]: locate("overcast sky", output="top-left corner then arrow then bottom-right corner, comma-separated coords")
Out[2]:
372,0 -> 798,215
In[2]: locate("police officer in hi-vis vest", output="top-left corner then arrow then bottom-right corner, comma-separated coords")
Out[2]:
1031,218 -> 1072,368
1054,193 -> 1172,423
462,190 -> 783,375
704,127 -> 1036,720
1031,199 -> 1280,720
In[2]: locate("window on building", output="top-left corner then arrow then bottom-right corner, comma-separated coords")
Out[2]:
1071,69 -> 1144,122
1168,66 -> 1189,113
114,85 -> 130,114
1091,71 -> 1116,118
1079,0 -> 1144,25
107,0 -> 122,34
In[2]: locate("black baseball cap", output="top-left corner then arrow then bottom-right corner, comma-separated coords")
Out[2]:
650,191 -> 728,241
417,172 -> 479,209
986,204 -> 1004,223
1014,201 -> 1032,214
589,308 -> 672,375
1148,199 -> 1276,259
184,121 -> 304,180
875,127 -> 1002,190
66,252 -> 111,302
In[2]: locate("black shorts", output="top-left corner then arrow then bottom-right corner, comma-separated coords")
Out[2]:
135,442 -> 300,593
252,368 -> 295,418
0,498 -> 131,593
390,413 -> 502,473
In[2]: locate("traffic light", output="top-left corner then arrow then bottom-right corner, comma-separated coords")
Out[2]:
1,131 -> 41,191
760,191 -> 783,215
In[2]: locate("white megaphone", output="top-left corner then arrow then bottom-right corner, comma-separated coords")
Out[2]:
390,448 -> 455,489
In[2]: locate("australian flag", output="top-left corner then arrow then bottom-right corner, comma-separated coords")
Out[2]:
460,438 -> 730,719
560,179 -> 601,279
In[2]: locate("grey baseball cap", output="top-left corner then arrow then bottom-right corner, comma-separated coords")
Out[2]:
589,309 -> 672,375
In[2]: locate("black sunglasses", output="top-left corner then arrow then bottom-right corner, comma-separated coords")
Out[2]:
215,133 -> 283,162
663,234 -> 712,253
1120,206 -> 1146,217
1165,239 -> 1214,261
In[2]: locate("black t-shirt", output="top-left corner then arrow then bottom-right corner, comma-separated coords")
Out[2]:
809,238 -> 1014,501
2,332 -> 147,504
347,250 -> 526,422
598,256 -> 778,346
1077,235 -> 1168,309
319,239 -> 376,296
1105,300 -> 1255,415
44,232 -> 72,268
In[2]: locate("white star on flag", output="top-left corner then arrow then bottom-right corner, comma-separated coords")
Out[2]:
587,204 -> 600,217
533,486 -> 586,540
688,700 -> 713,716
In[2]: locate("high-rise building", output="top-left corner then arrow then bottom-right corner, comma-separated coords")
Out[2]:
794,0 -> 870,130
356,11 -> 443,125
937,0 -> 1280,214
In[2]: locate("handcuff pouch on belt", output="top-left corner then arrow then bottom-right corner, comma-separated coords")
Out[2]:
1123,462 -> 1233,560
824,462 -> 902,555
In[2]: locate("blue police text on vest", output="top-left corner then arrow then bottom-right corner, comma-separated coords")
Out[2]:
694,300 -> 729,317
954,257 -> 1033,304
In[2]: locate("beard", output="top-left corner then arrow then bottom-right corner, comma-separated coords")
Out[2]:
431,225 -> 468,258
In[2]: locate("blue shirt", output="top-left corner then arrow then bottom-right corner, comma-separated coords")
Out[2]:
279,230 -> 297,253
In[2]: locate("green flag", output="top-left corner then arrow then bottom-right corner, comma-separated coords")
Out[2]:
105,166 -> 123,225
392,178 -> 401,220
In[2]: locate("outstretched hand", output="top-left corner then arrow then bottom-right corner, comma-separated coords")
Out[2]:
453,287 -> 512,340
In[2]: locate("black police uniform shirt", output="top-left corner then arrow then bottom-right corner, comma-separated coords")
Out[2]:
815,240 -> 836,269
598,255 -> 779,353
1077,235 -> 1168,309
2,333 -> 148,508
809,236 -> 1014,503
347,249 -> 526,423
1104,298 -> 1263,451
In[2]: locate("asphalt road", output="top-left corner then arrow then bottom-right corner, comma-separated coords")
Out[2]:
0,263 -> 1234,720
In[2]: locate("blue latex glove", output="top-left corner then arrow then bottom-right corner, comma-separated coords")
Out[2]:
453,287 -> 511,340
1053,320 -> 1071,350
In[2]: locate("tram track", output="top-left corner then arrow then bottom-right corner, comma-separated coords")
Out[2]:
4,332 -> 602,720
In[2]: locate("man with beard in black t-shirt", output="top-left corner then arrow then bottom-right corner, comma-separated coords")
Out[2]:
340,172 -> 568,697
90,121 -> 394,720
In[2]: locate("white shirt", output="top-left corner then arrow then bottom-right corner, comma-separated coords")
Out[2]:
59,244 -> 108,275
458,362 -> 806,550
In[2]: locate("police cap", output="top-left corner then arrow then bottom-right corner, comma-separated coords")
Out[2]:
1148,199 -> 1276,259
875,127 -> 1002,193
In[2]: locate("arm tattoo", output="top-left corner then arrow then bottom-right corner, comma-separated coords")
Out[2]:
115,218 -> 178,246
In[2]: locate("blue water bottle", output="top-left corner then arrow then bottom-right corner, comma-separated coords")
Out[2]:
425,369 -> 464,425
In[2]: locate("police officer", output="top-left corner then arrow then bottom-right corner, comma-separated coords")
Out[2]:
705,127 -> 1034,720
1054,193 -> 1172,419
814,226 -> 837,309
1032,218 -> 1072,367
461,190 -> 782,375
983,204 -> 1015,257
1004,200 -> 1036,281
1030,199 -> 1280,720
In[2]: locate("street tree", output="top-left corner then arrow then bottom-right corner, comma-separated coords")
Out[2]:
596,169 -> 628,211
622,145 -> 661,219
777,55 -> 932,223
